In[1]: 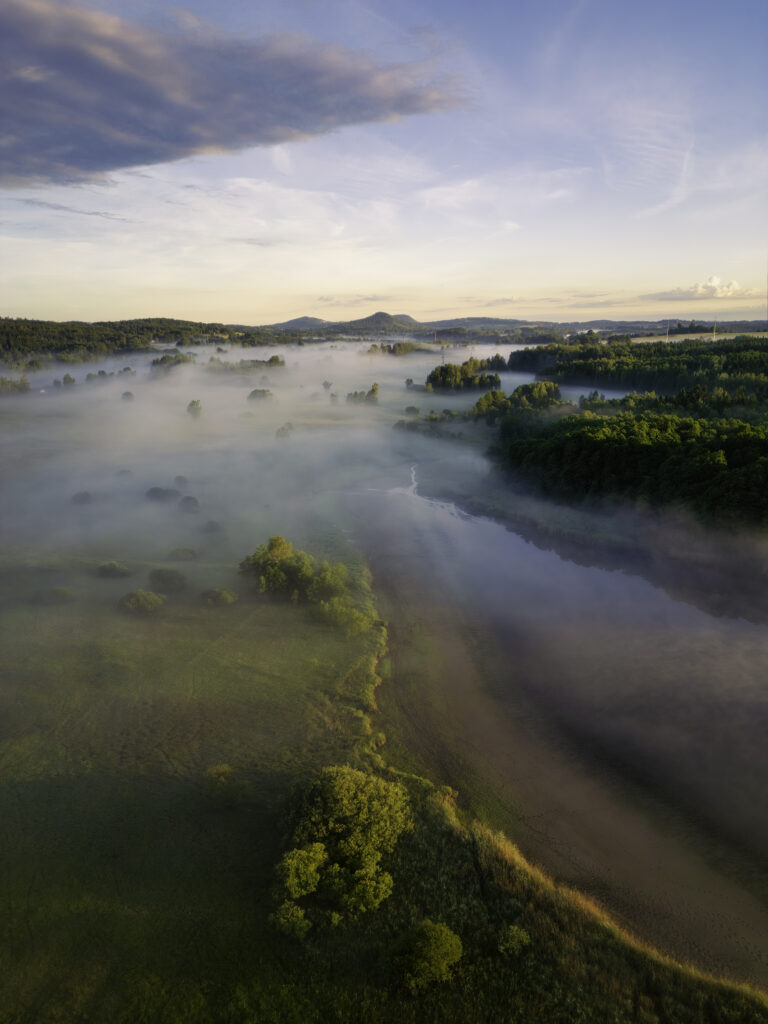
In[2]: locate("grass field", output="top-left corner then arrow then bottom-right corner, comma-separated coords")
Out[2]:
0,557 -> 380,1023
2,545 -> 768,1022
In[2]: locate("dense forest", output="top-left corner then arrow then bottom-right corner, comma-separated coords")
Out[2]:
408,336 -> 768,525
495,336 -> 768,523
0,317 -> 301,363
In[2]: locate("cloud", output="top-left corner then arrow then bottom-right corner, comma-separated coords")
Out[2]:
641,277 -> 760,302
0,0 -> 463,184
10,197 -> 131,221
475,297 -> 521,308
316,294 -> 393,306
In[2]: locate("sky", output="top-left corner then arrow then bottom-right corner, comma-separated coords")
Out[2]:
1,0 -> 766,325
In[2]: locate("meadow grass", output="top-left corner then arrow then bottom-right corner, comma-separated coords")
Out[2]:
1,550 -> 768,1022
0,570 -> 378,1023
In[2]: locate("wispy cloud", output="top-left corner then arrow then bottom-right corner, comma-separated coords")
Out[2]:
10,197 -> 131,221
315,294 -> 394,307
641,276 -> 760,302
0,0 -> 463,184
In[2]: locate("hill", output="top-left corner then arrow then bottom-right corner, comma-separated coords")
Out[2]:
269,316 -> 330,330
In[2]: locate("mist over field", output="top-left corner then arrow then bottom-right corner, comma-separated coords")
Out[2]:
2,340 -> 768,984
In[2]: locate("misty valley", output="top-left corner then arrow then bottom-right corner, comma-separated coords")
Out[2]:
2,337 -> 768,1023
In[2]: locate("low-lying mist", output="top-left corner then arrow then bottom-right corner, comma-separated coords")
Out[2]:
3,338 -> 768,980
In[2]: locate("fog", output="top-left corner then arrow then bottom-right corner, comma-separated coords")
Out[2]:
2,340 -> 768,983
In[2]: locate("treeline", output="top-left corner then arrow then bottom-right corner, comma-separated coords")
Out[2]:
426,354 -> 506,391
500,407 -> 768,524
368,341 -> 424,356
507,335 -> 768,393
413,336 -> 768,523
0,317 -> 304,363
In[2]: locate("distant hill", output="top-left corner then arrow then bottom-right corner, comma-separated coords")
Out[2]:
421,316 -> 527,330
269,316 -> 330,330
334,311 -> 416,332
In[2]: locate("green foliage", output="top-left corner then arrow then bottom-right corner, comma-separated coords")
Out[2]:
167,547 -> 197,561
507,334 -> 768,394
204,763 -> 244,807
346,384 -> 379,404
426,355 -> 504,391
200,587 -> 238,607
148,568 -> 188,593
273,766 -> 412,932
118,589 -> 166,614
490,337 -> 768,524
498,923 -> 531,956
97,560 -> 131,578
150,352 -> 194,373
314,597 -> 374,636
272,900 -> 312,939
277,843 -> 328,899
0,375 -> 30,394
402,919 -> 463,992
370,341 -> 421,355
499,410 -> 768,524
239,537 -> 350,608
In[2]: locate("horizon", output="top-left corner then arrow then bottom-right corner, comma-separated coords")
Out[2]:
3,309 -> 767,331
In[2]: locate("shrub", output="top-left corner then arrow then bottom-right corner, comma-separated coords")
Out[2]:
498,924 -> 531,957
403,920 -> 463,992
200,587 -> 238,607
314,596 -> 373,636
204,763 -> 244,807
97,560 -> 131,578
178,495 -> 200,513
118,590 -> 165,614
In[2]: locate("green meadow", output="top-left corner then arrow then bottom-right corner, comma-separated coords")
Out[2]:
1,545 -> 768,1023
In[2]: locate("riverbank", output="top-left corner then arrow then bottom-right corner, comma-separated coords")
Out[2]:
351,475 -> 768,988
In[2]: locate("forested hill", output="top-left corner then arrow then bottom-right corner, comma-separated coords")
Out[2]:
0,317 -> 219,360
0,317 -> 301,361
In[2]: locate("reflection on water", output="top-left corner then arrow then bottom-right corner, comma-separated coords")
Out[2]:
362,463 -> 768,862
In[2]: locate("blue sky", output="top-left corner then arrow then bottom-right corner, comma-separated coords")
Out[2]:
1,0 -> 766,324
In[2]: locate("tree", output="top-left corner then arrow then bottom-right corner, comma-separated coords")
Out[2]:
403,920 -> 463,991
273,766 -> 412,934
97,560 -> 131,578
118,590 -> 165,614
239,536 -> 315,601
187,399 -> 202,417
